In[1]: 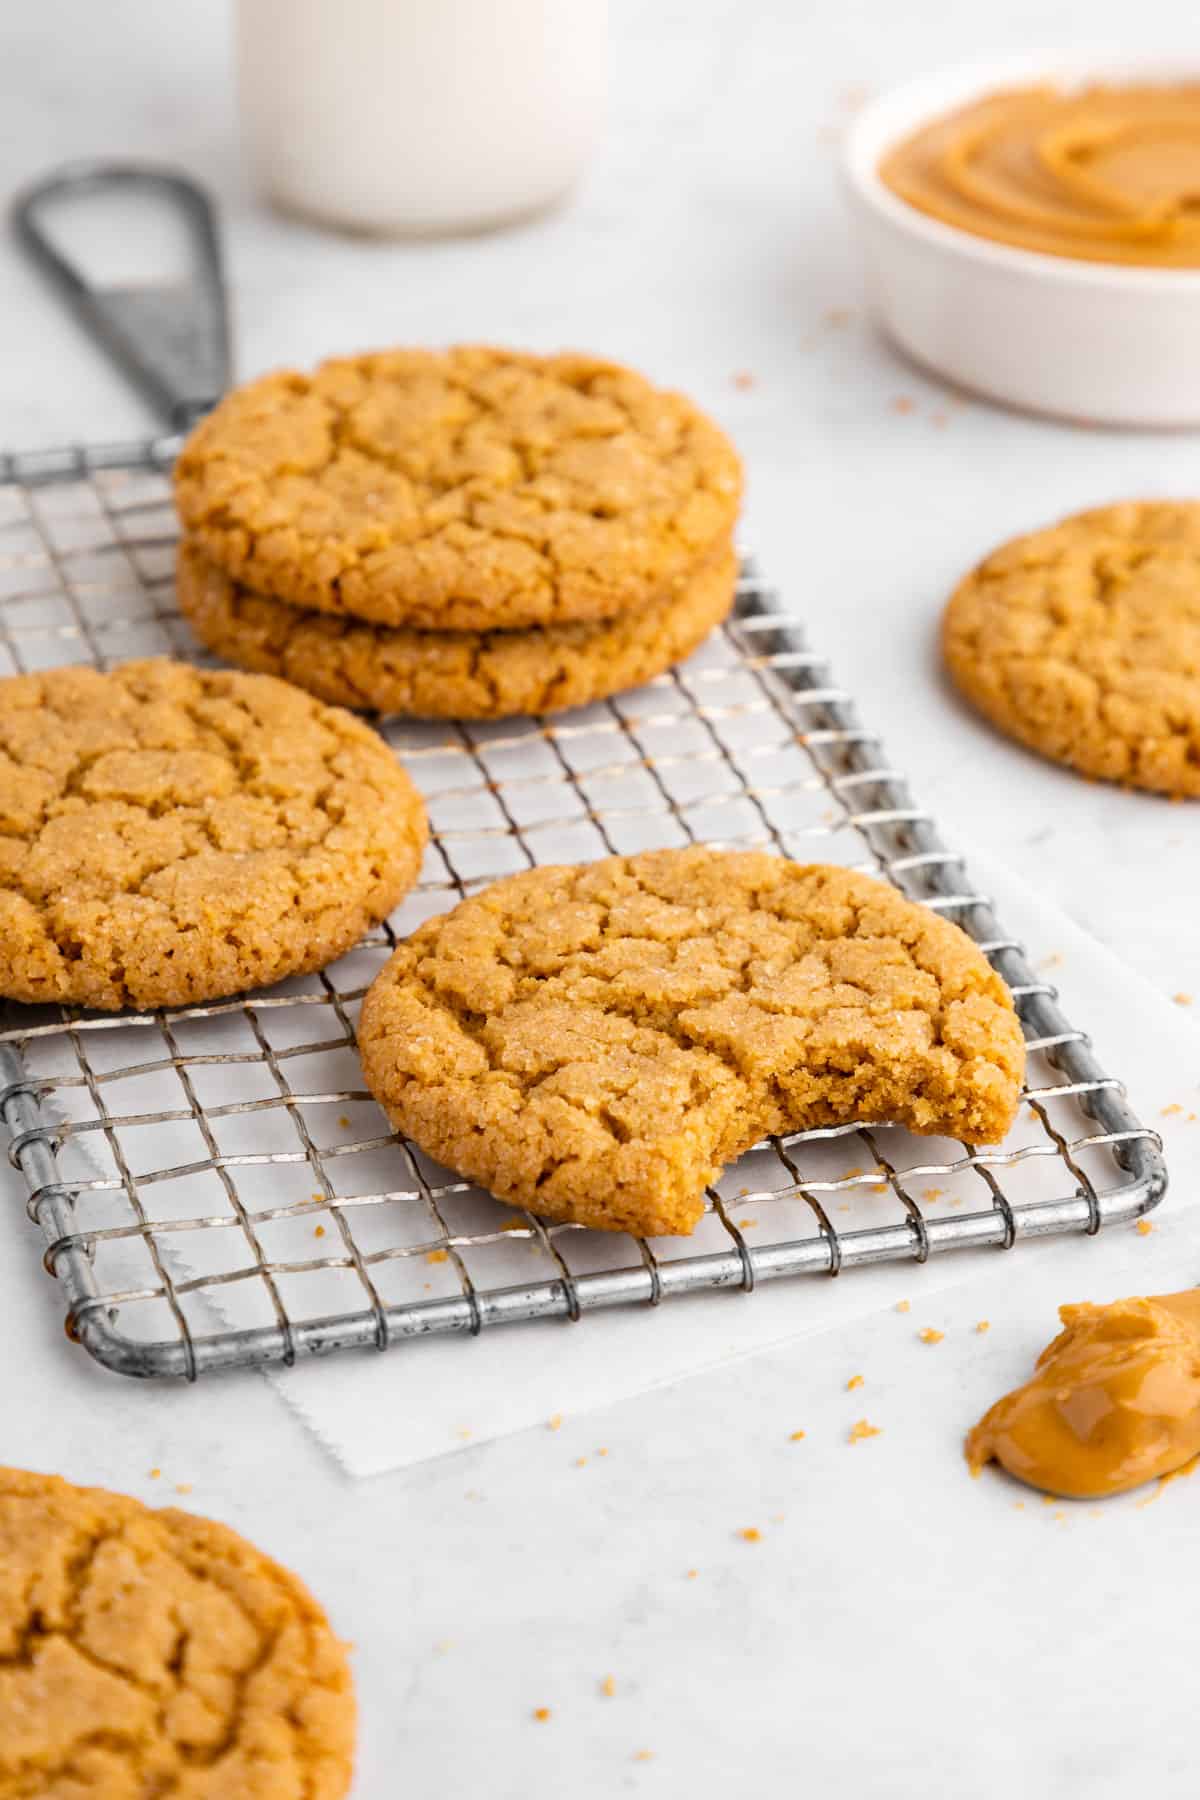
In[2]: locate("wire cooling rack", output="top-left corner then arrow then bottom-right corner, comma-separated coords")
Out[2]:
0,435 -> 1166,1379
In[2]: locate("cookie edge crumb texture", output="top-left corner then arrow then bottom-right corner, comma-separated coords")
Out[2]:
175,536 -> 738,720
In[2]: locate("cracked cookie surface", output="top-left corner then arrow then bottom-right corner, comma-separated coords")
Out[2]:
358,848 -> 1025,1237
0,659 -> 427,1011
0,1466 -> 355,1799
176,537 -> 737,720
943,500 -> 1200,795
173,346 -> 743,631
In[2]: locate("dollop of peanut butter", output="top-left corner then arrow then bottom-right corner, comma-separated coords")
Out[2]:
966,1290 -> 1200,1498
880,84 -> 1200,267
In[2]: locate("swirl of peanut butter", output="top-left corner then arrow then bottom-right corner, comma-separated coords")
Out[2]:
880,84 -> 1200,267
966,1291 -> 1200,1498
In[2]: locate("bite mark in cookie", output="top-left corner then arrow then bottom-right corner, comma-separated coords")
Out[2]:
358,848 -> 1024,1237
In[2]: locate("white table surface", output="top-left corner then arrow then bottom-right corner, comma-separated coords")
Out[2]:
3,3 -> 1200,1794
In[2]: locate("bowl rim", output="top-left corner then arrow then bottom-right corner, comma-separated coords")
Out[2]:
844,47 -> 1200,291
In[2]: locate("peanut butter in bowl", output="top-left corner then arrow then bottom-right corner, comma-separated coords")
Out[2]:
880,83 -> 1200,267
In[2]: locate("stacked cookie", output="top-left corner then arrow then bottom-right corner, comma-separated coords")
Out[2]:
173,346 -> 744,720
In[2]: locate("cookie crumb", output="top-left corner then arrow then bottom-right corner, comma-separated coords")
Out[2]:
1174,992 -> 1193,1006
634,1749 -> 656,1762
789,1429 -> 806,1441
532,1707 -> 551,1723
975,1319 -> 990,1334
737,1217 -> 758,1228
1161,1103 -> 1183,1116
732,371 -> 756,391
848,1419 -> 881,1444
601,1675 -> 616,1698
846,1374 -> 864,1390
922,1187 -> 944,1202
890,395 -> 916,415
499,1218 -> 526,1231
685,1568 -> 699,1580
548,1413 -> 563,1430
1135,1218 -> 1155,1236
596,1447 -> 609,1457
149,1468 -> 161,1480
737,1527 -> 762,1543
895,1299 -> 911,1314
174,1483 -> 193,1495
574,1457 -> 588,1468
338,1115 -> 351,1129
918,1327 -> 944,1345
426,1248 -> 449,1264
314,1224 -> 326,1238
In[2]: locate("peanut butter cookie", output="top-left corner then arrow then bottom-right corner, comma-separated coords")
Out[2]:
0,1466 -> 355,1798
176,537 -> 737,720
0,659 -> 427,1012
173,346 -> 743,631
358,848 -> 1024,1237
943,500 -> 1200,795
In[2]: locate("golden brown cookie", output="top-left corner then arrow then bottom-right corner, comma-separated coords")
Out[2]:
0,1466 -> 355,1798
358,847 -> 1025,1237
0,658 -> 427,1012
175,536 -> 737,720
943,500 -> 1200,795
173,346 -> 743,632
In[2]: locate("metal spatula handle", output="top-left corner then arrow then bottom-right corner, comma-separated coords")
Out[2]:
11,160 -> 231,432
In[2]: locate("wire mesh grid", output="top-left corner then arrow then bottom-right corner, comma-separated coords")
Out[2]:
0,435 -> 1166,1379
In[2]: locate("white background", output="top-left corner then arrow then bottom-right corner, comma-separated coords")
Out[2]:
3,3 -> 1200,1794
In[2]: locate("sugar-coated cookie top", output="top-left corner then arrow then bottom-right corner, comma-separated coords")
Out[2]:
0,658 -> 426,1010
944,500 -> 1200,796
0,1464 -> 356,1796
174,346 -> 743,631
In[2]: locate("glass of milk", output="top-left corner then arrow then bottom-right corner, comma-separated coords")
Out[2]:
236,0 -> 608,236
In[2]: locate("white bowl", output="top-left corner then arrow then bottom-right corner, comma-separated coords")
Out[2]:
843,51 -> 1200,427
